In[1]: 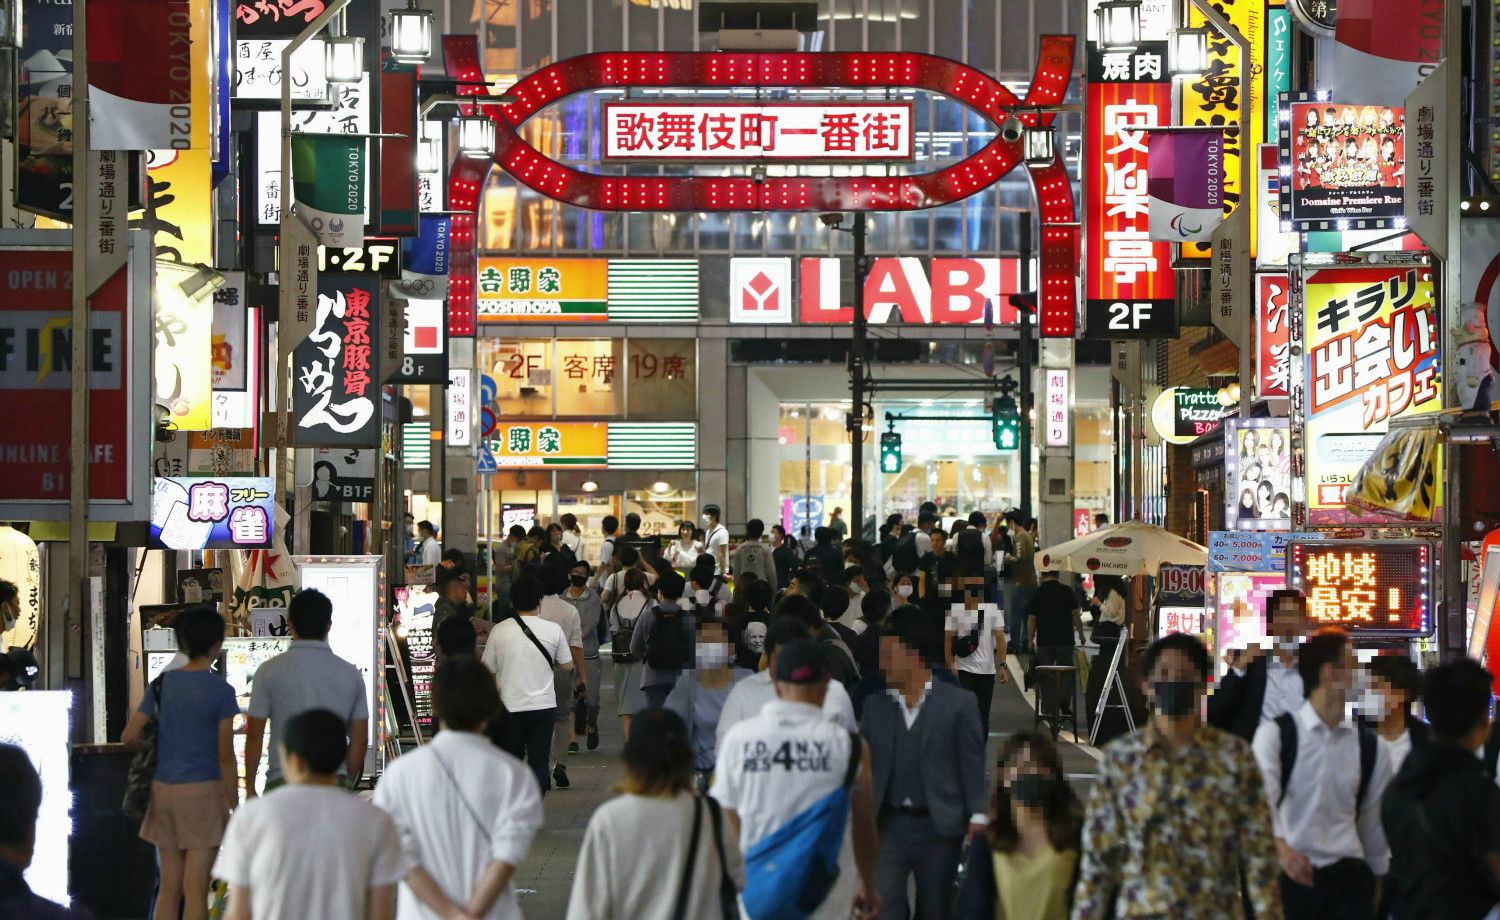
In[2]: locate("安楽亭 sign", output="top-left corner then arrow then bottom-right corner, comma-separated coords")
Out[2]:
149,476 -> 275,549
1287,541 -> 1433,636
602,103 -> 914,161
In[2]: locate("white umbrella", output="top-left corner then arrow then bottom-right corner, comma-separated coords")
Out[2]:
1036,521 -> 1208,577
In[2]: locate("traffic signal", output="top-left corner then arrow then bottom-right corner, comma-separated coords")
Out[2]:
880,431 -> 903,473
993,395 -> 1020,451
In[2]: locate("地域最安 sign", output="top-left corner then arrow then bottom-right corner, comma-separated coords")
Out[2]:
1287,541 -> 1432,636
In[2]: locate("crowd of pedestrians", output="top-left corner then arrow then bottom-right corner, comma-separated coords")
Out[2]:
10,508 -> 1500,920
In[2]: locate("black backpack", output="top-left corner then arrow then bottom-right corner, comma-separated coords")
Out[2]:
645,606 -> 693,670
892,531 -> 921,575
955,529 -> 985,572
1274,713 -> 1377,809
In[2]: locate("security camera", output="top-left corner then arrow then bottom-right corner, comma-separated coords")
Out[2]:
1000,117 -> 1024,144
751,165 -> 767,185
819,212 -> 844,229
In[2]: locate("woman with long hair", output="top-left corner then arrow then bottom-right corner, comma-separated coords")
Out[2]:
609,567 -> 653,738
954,732 -> 1083,919
567,709 -> 742,918
122,607 -> 240,920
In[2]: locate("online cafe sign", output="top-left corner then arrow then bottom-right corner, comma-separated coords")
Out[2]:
730,256 -> 1025,325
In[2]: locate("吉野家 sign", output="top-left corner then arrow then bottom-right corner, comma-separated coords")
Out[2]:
602,103 -> 914,161
1287,541 -> 1433,636
1303,265 -> 1439,524
149,476 -> 275,550
487,422 -> 608,468
1282,100 -> 1406,228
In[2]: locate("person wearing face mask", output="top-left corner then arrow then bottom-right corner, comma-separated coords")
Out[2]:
891,573 -> 917,606
0,581 -> 18,651
701,505 -> 729,576
954,732 -> 1082,920
1210,588 -> 1311,742
1362,654 -> 1426,773
1252,628 -> 1392,920
1074,633 -> 1281,920
560,560 -> 605,753
664,618 -> 753,789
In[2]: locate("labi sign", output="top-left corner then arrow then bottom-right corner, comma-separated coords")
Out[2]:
730,256 -> 1026,325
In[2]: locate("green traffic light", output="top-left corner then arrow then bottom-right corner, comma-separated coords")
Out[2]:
880,431 -> 902,473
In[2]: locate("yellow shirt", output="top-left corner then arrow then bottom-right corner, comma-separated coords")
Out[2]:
992,846 -> 1076,920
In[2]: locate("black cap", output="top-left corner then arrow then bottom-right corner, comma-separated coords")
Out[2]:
773,639 -> 829,684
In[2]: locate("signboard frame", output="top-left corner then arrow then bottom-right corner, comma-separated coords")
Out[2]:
601,101 -> 917,163
1278,92 -> 1408,230
294,555 -> 386,776
1287,539 -> 1434,637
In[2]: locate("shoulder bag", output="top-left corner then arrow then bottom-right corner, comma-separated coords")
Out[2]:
122,675 -> 166,821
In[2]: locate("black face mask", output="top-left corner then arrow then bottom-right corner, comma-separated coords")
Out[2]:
1152,680 -> 1199,717
1009,773 -> 1050,808
569,574 -> 588,588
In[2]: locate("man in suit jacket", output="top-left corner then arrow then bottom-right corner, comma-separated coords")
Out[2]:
862,606 -> 987,920
1208,589 -> 1310,741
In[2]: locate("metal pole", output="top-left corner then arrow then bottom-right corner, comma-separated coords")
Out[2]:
1440,0 -> 1465,657
850,213 -> 869,538
1018,210 -> 1034,522
66,0 -> 90,692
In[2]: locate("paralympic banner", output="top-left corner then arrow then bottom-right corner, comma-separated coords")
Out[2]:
291,134 -> 366,247
87,0 -> 193,150
1147,130 -> 1224,242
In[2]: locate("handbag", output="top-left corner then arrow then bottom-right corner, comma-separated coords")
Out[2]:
122,675 -> 165,821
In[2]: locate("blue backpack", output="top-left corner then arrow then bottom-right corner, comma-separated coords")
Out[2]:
741,732 -> 862,920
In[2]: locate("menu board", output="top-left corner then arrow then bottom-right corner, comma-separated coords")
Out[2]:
395,586 -> 437,733
222,637 -> 293,795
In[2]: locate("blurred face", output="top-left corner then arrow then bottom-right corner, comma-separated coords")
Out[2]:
773,526 -> 786,543
569,565 -> 590,588
696,622 -> 732,669
1145,647 -> 1204,717
1002,743 -> 1054,812
931,531 -> 947,552
1268,598 -> 1308,640
894,575 -> 914,599
958,575 -> 984,609
879,634 -> 924,684
1320,642 -> 1359,701
446,574 -> 470,602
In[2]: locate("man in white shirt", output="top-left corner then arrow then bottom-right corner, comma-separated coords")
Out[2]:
1252,628 -> 1392,920
717,616 -> 858,743
702,504 -> 729,576
374,657 -> 543,920
538,570 -> 587,790
216,709 -> 407,920
943,570 -> 1009,735
416,520 -> 442,567
595,515 -> 618,590
481,575 -> 574,794
1211,589 -> 1310,742
712,640 -> 881,920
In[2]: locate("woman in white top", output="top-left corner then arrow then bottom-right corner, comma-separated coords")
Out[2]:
373,656 -> 544,920
666,521 -> 702,572
608,567 -> 654,737
567,708 -> 743,920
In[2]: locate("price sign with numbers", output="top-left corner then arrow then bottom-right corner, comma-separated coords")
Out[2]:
1287,541 -> 1432,636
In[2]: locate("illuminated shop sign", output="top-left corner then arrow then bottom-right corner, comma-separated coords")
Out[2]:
1287,541 -> 1433,636
477,258 -> 699,323
728,256 -> 1026,325
150,477 -> 275,550
1281,98 -> 1406,229
603,103 -> 915,161
1226,418 -> 1292,532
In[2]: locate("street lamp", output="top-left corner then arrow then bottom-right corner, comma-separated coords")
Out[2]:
1095,0 -> 1142,51
456,114 -> 496,158
1023,125 -> 1056,166
1169,27 -> 1210,76
325,35 -> 365,84
417,135 -> 443,173
389,7 -> 433,63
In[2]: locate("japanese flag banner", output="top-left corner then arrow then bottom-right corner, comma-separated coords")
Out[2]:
291,134 -> 366,248
1146,130 -> 1224,242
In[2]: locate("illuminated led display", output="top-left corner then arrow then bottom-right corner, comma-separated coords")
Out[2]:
1287,541 -> 1433,636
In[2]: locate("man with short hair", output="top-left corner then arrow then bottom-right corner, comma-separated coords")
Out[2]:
417,521 -> 442,566
0,744 -> 94,918
1383,659 -> 1500,919
712,640 -> 881,920
596,515 -> 619,586
1075,633 -> 1282,919
216,709 -> 406,920
1027,569 -> 1086,718
402,513 -> 418,565
702,504 -> 729,575
809,526 -> 845,579
717,615 -> 858,740
432,567 -> 471,634
491,526 -> 524,617
1000,511 -> 1037,656
1253,627 -> 1392,920
245,589 -> 369,795
1211,588 -> 1310,741
560,560 -> 605,753
864,606 -> 987,919
537,566 -> 588,789
628,570 -> 695,710
1094,512 -> 1110,530
481,576 -> 574,794
944,568 -> 1008,733
730,518 -> 777,587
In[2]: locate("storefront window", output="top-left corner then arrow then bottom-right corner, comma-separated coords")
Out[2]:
478,339 -> 553,417
626,474 -> 697,536
777,403 -> 853,536
556,339 -> 625,416
626,339 -> 696,419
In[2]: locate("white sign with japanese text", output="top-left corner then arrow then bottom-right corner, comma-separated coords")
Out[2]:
447,369 -> 471,447
1044,369 -> 1070,448
602,103 -> 914,161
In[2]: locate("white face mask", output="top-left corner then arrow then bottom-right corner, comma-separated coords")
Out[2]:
695,642 -> 730,669
1358,690 -> 1392,720
702,514 -> 712,525
896,584 -> 914,598
694,588 -> 712,606
1,603 -> 14,633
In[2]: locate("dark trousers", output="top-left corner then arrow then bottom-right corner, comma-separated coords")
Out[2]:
1281,859 -> 1375,920
876,811 -> 963,920
956,671 -> 996,735
642,681 -> 673,710
498,707 -> 555,793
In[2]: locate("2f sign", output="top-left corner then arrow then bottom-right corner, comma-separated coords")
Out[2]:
1085,298 -> 1177,338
